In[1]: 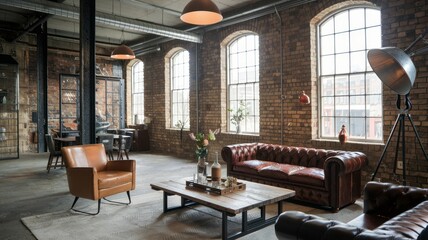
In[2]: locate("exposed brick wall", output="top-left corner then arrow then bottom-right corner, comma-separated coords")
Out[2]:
8,0 -> 427,187
138,0 -> 428,187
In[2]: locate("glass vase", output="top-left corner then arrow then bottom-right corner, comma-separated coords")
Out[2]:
197,156 -> 207,183
211,152 -> 221,183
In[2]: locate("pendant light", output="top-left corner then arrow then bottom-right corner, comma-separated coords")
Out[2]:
111,44 -> 136,60
181,0 -> 223,26
110,0 -> 135,60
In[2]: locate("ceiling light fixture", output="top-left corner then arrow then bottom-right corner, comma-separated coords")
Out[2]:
181,0 -> 223,26
111,0 -> 135,60
111,44 -> 136,60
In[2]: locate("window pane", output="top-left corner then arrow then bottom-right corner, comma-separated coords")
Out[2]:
319,7 -> 382,142
321,35 -> 335,55
366,26 -> 382,49
227,34 -> 260,134
171,50 -> 190,128
321,117 -> 335,137
334,11 -> 349,32
132,61 -> 144,123
350,96 -> 365,117
350,74 -> 365,94
335,75 -> 349,95
366,9 -> 381,27
366,95 -> 382,117
366,73 -> 382,94
350,117 -> 365,139
335,96 -> 349,116
335,53 -> 349,74
321,18 -> 334,35
230,69 -> 238,84
350,29 -> 366,51
321,76 -> 334,96
321,55 -> 335,75
367,117 -> 382,140
335,32 -> 349,53
322,97 -> 334,116
350,51 -> 366,73
336,117 -> 349,135
350,8 -> 365,30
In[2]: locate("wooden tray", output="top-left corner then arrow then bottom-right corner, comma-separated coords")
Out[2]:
186,177 -> 246,195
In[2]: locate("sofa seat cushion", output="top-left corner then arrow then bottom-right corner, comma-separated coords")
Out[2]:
233,160 -> 274,174
258,163 -> 306,180
98,171 -> 133,190
287,168 -> 325,187
373,201 -> 428,240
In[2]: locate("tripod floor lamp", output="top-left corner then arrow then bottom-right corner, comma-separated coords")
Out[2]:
368,29 -> 428,185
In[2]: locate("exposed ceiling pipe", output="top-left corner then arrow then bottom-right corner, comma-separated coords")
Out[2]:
130,0 -> 316,50
0,0 -> 202,44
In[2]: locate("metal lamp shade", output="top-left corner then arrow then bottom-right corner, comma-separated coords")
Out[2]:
111,44 -> 136,60
367,47 -> 416,95
181,0 -> 223,26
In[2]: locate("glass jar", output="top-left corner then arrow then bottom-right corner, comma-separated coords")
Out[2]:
211,152 -> 221,182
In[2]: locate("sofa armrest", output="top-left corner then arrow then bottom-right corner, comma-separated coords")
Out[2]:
66,167 -> 98,200
275,211 -> 397,240
363,181 -> 428,218
106,160 -> 136,172
324,151 -> 368,176
221,143 -> 259,173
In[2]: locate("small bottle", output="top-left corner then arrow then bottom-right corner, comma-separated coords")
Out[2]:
338,125 -> 347,145
211,152 -> 222,182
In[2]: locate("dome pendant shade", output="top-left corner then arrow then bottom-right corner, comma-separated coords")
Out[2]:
181,0 -> 223,25
111,44 -> 136,60
367,47 -> 416,95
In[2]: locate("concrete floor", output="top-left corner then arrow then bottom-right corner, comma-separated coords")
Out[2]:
0,151 -> 202,240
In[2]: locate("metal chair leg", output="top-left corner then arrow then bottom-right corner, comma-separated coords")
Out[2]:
103,191 -> 132,205
70,197 -> 101,215
46,154 -> 53,172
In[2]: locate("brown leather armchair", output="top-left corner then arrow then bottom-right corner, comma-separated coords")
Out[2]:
61,143 -> 136,215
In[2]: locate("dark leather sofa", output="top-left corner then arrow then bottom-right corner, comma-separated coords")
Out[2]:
275,181 -> 428,240
221,143 -> 368,211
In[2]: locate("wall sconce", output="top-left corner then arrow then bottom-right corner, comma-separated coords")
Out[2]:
299,91 -> 310,104
0,89 -> 7,104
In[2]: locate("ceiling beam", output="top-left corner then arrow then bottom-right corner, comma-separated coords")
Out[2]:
0,0 -> 202,43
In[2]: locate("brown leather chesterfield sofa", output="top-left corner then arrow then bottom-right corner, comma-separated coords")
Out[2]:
221,143 -> 368,211
275,181 -> 428,240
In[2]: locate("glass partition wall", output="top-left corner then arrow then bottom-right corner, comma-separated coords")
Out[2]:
0,54 -> 19,160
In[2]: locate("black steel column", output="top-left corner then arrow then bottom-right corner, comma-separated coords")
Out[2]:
79,0 -> 96,144
36,22 -> 48,152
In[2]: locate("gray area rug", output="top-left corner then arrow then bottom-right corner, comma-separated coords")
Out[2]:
21,191 -> 363,240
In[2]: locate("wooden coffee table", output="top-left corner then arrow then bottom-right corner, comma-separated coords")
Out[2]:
150,178 -> 295,240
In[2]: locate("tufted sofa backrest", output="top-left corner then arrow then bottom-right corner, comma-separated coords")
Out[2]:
255,143 -> 341,169
364,181 -> 428,218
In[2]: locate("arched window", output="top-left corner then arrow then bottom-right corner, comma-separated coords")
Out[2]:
132,61 -> 144,124
171,50 -> 190,129
227,34 -> 260,133
318,7 -> 382,141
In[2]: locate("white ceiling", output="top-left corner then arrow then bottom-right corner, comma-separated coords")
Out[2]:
47,0 -> 263,45
0,0 -> 315,51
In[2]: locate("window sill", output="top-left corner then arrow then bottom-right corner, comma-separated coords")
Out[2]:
311,138 -> 384,146
223,131 -> 260,137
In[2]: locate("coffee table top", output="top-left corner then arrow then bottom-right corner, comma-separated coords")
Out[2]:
151,178 -> 295,215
